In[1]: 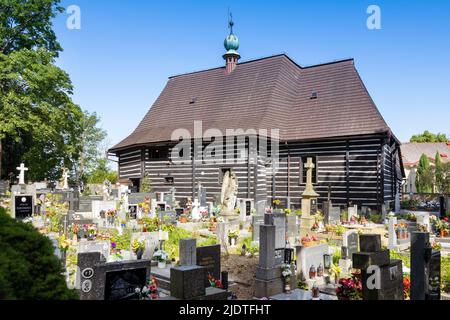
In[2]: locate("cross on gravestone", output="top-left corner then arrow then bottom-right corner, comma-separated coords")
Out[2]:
302,157 -> 319,198
16,163 -> 28,185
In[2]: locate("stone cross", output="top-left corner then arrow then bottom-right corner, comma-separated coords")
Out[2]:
16,163 -> 28,185
302,157 -> 319,197
191,198 -> 201,220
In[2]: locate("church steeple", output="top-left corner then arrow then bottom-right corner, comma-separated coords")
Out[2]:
223,13 -> 240,74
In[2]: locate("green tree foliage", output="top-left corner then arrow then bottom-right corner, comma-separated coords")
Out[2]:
0,207 -> 78,299
415,153 -> 434,193
410,130 -> 449,143
0,0 -> 108,182
435,151 -> 444,193
74,111 -> 107,184
86,158 -> 118,184
140,172 -> 151,193
0,0 -> 63,55
0,49 -> 83,180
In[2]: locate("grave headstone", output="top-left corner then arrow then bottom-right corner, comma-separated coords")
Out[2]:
329,206 -> 341,225
264,212 -> 286,249
196,244 -> 221,287
130,232 -> 159,260
180,238 -> 197,266
252,215 -> 265,242
410,232 -> 441,300
128,193 -> 152,205
348,205 -> 358,222
343,230 -> 359,260
286,215 -> 298,240
170,265 -> 206,299
353,234 -> 404,300
12,195 -> 34,219
78,252 -> 151,300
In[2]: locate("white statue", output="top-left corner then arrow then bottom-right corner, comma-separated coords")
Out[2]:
16,163 -> 28,185
220,170 -> 239,216
61,168 -> 69,190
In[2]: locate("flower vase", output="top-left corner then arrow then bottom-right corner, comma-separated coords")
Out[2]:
136,248 -> 144,260
158,261 -> 166,269
284,277 -> 291,293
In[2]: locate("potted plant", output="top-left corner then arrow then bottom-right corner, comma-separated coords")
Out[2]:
336,272 -> 362,300
132,239 -> 145,260
152,249 -> 169,269
106,209 -> 117,226
207,273 -> 223,289
179,214 -> 188,223
228,230 -> 239,246
301,234 -> 318,247
135,276 -> 159,300
281,264 -> 293,293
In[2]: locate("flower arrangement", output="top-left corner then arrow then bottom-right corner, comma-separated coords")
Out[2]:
403,275 -> 411,300
295,209 -> 302,216
432,242 -> 442,251
228,230 -> 240,239
57,234 -> 71,252
131,239 -> 145,254
281,264 -> 293,279
152,249 -> 169,263
336,272 -> 362,300
207,273 -> 223,289
273,199 -> 281,206
135,276 -> 159,300
284,208 -> 292,215
106,209 -> 117,217
301,234 -> 318,247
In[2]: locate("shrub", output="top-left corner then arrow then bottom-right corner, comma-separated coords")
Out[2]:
0,208 -> 78,300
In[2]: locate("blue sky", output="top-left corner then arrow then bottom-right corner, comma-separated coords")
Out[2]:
53,0 -> 450,147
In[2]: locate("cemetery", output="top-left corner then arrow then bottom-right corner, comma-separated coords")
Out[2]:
1,0 -> 450,307
1,154 -> 450,301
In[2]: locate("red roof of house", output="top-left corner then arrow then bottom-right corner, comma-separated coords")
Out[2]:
110,54 -> 393,153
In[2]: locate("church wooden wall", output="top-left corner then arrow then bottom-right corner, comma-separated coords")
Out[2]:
117,134 -> 403,211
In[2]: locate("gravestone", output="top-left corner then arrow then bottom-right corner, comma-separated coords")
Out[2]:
353,234 -> 404,300
128,205 -> 138,219
252,215 -> 265,242
78,252 -> 151,300
286,215 -> 298,240
196,245 -> 221,287
348,205 -> 358,222
128,193 -> 152,205
92,201 -> 116,219
264,212 -> 286,249
410,232 -> 441,300
12,195 -> 34,219
170,265 -> 206,299
329,207 -> 341,225
254,224 -> 296,298
180,238 -> 197,266
343,230 -> 359,260
0,180 -> 7,195
295,243 -> 329,281
159,211 -> 177,225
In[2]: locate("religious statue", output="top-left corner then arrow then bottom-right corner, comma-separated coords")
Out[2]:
220,170 -> 239,216
60,168 -> 69,190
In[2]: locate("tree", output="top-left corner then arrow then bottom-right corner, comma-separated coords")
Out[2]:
140,172 -> 151,193
86,158 -> 118,184
435,151 -> 444,193
410,130 -> 449,143
73,111 -> 107,184
0,207 -> 78,299
415,153 -> 434,193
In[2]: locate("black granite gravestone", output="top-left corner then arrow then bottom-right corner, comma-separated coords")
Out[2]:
410,232 -> 441,300
14,195 -> 33,219
105,268 -> 147,300
197,245 -> 221,287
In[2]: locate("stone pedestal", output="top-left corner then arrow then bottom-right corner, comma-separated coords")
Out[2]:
170,265 -> 206,300
299,216 -> 316,238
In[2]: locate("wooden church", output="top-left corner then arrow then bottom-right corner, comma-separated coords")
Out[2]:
109,19 -> 404,212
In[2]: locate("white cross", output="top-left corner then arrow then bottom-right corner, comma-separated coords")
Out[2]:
16,163 -> 28,185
